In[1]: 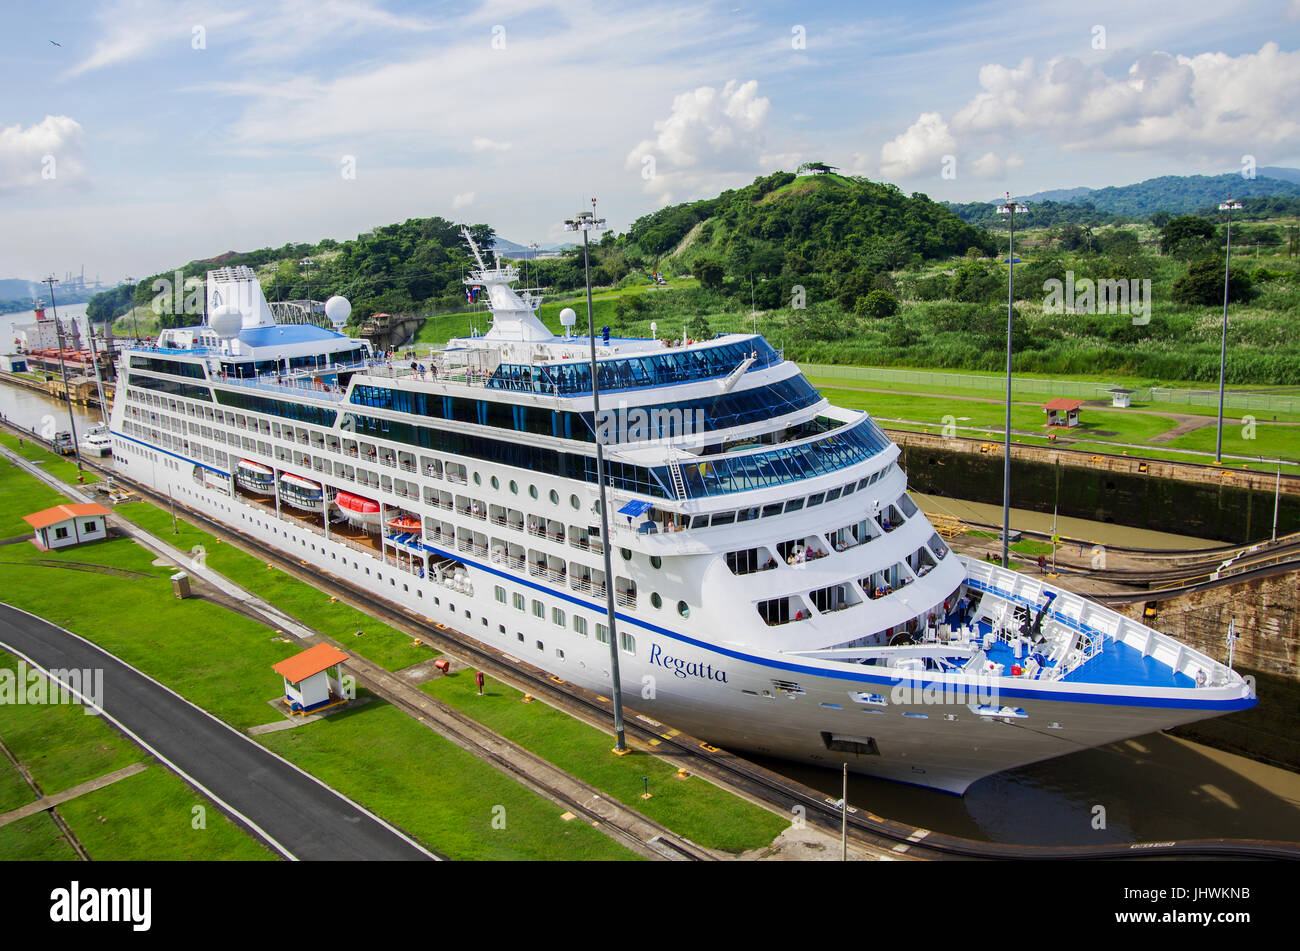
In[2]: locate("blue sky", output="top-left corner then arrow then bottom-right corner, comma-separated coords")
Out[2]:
3,0 -> 1299,282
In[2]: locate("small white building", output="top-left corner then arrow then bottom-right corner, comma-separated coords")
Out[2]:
0,354 -> 28,372
22,503 -> 110,551
272,643 -> 350,714
1109,387 -> 1133,408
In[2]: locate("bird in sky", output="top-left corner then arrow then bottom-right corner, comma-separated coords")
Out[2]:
49,40 -> 61,47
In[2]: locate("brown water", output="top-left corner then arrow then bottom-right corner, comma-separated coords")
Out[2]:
2,377 -> 1294,847
757,732 -> 1300,846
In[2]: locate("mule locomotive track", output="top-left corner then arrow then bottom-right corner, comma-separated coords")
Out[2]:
5,420 -> 1300,861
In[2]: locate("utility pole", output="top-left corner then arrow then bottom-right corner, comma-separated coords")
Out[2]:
564,200 -> 627,754
43,276 -> 82,472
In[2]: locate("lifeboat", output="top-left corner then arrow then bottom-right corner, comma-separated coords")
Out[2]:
235,459 -> 276,495
386,514 -> 421,532
279,473 -> 326,512
335,490 -> 382,530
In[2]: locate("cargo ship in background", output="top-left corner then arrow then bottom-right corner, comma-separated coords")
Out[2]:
105,231 -> 1255,794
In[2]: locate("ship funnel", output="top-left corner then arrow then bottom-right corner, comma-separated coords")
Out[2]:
206,265 -> 277,330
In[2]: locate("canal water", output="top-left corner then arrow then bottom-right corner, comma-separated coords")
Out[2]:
0,372 -> 1295,846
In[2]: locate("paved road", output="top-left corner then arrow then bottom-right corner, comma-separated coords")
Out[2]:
0,603 -> 437,861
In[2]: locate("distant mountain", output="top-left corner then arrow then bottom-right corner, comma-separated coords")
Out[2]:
0,279 -> 40,301
1014,186 -> 1094,204
1007,169 -> 1300,217
1258,166 -> 1300,184
493,237 -> 569,257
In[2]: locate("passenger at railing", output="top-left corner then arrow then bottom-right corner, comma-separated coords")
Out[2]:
764,556 -> 777,571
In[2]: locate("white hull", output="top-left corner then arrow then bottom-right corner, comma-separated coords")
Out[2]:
114,458 -> 1253,794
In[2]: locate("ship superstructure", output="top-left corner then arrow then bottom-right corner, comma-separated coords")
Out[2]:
107,244 -> 1255,794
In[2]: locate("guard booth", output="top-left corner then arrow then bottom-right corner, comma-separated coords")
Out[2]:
22,503 -> 110,550
272,643 -> 350,714
1108,388 -> 1133,408
1043,398 -> 1084,428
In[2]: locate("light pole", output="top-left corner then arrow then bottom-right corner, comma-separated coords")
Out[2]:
996,194 -> 1027,569
564,201 -> 627,754
42,275 -> 83,472
1215,198 -> 1243,464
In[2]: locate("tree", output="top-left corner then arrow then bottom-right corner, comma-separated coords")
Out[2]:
1171,257 -> 1253,306
834,266 -> 877,312
693,256 -> 725,290
1160,216 -> 1214,255
684,313 -> 712,339
855,290 -> 899,319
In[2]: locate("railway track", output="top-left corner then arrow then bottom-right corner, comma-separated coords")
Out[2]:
8,424 -> 1300,860
957,518 -> 1300,600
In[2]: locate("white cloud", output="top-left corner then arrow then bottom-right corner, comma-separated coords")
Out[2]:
64,0 -> 432,79
949,43 -> 1300,156
0,116 -> 86,189
970,151 -> 1023,178
625,79 -> 771,198
451,191 -> 475,209
878,112 -> 955,178
472,137 -> 513,152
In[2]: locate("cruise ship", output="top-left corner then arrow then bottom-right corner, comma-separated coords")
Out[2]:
106,234 -> 1256,794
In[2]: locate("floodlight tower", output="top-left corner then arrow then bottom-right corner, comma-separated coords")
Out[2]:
996,194 -> 1028,569
564,201 -> 627,754
1215,197 -> 1243,465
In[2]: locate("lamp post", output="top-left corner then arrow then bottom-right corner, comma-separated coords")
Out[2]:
996,194 -> 1027,569
564,201 -> 627,754
1215,198 -> 1243,465
42,275 -> 82,472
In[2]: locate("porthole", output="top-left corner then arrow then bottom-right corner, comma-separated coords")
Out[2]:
549,489 -> 559,505
677,601 -> 690,619
620,548 -> 631,560
529,484 -> 538,499
650,592 -> 662,609
509,480 -> 518,494
570,494 -> 580,510
473,472 -> 481,485
491,476 -> 499,490
649,555 -> 662,570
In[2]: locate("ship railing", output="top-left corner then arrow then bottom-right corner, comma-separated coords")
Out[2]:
343,448 -> 358,458
505,555 -> 525,571
615,592 -> 637,609
527,524 -> 547,539
490,515 -> 510,527
399,461 -> 416,474
544,568 -> 566,584
528,562 -> 548,578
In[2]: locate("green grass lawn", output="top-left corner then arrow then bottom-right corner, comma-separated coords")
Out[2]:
113,502 -> 434,671
0,650 -> 274,860
259,701 -> 636,860
0,462 -> 638,859
422,670 -> 786,854
0,431 -> 88,486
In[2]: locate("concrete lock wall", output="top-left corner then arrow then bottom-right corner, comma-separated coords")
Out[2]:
896,436 -> 1300,545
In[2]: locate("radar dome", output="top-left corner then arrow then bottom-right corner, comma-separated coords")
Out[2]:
209,304 -> 243,340
559,307 -> 577,327
325,296 -> 352,327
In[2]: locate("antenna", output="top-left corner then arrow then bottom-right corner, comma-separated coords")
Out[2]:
461,226 -> 488,271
